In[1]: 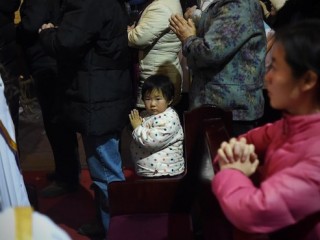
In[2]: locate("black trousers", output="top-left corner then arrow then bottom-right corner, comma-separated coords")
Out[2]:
33,67 -> 80,187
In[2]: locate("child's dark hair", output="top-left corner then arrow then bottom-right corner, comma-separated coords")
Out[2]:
141,74 -> 174,102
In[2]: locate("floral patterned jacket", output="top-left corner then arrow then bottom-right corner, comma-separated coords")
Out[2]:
183,0 -> 266,121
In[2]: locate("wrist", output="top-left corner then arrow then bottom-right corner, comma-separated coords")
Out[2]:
220,165 -> 247,176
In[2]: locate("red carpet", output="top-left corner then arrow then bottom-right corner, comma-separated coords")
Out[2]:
23,169 -> 97,240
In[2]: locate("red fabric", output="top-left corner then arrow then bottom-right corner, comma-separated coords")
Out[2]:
123,167 -> 140,181
23,169 -> 96,240
107,213 -> 193,240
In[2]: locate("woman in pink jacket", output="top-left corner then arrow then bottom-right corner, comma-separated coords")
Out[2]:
212,20 -> 320,240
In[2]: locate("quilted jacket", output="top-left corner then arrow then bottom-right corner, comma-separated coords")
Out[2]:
128,0 -> 182,106
39,0 -> 132,136
212,113 -> 320,239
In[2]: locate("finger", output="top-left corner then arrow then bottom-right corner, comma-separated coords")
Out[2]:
172,14 -> 187,26
133,112 -> 138,118
233,141 -> 243,161
250,152 -> 258,163
229,138 -> 237,145
169,25 -> 176,33
249,144 -> 255,153
252,159 -> 259,171
247,144 -> 256,162
187,18 -> 195,28
241,144 -> 251,162
217,148 -> 229,163
170,14 -> 179,24
169,18 -> 175,26
176,14 -> 186,22
222,143 -> 234,162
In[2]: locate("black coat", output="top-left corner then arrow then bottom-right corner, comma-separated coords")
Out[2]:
272,0 -> 320,30
39,0 -> 133,136
0,0 -> 20,76
17,0 -> 61,73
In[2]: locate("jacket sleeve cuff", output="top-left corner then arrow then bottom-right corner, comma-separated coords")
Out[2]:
182,35 -> 197,56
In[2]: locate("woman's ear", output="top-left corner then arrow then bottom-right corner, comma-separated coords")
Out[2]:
301,70 -> 318,92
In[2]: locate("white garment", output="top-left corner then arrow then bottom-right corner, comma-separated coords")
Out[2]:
0,207 -> 71,240
130,107 -> 184,177
0,75 -> 30,211
192,0 -> 214,24
270,0 -> 288,10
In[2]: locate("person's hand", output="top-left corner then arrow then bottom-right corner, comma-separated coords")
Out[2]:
127,22 -> 136,32
129,109 -> 143,129
184,5 -> 197,19
259,0 -> 270,18
219,155 -> 259,177
217,138 -> 258,176
217,137 -> 257,163
169,14 -> 196,43
38,23 -> 56,33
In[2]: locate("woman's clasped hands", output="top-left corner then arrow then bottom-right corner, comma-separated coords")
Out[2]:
217,137 -> 259,176
169,14 -> 196,43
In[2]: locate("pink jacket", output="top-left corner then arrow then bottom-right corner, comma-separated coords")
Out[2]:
212,113 -> 320,239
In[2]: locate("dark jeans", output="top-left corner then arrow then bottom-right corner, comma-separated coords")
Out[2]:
33,68 -> 80,187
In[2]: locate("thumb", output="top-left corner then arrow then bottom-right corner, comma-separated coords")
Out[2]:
252,159 -> 259,171
187,18 -> 195,28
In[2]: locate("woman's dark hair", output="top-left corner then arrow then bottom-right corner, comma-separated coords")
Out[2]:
275,19 -> 320,79
141,74 -> 174,102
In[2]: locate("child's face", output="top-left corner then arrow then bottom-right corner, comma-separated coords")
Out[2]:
143,89 -> 172,115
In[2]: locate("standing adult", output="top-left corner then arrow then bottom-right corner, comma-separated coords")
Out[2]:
17,0 -> 80,197
0,0 -> 21,136
170,0 -> 266,136
0,67 -> 30,211
38,0 -> 132,235
128,0 -> 183,108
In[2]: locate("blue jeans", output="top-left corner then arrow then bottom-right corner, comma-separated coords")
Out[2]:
82,133 -> 125,231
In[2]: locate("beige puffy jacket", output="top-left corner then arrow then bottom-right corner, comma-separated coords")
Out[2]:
128,0 -> 183,107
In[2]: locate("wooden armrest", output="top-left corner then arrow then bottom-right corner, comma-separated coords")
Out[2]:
205,121 -> 230,159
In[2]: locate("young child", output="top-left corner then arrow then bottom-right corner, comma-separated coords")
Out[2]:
212,20 -> 320,239
129,74 -> 185,177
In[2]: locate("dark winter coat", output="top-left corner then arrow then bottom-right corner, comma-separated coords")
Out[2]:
39,0 -> 132,136
17,0 -> 61,73
0,0 -> 20,76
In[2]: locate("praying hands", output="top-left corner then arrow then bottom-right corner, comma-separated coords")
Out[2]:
169,14 -> 196,43
217,137 -> 259,176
